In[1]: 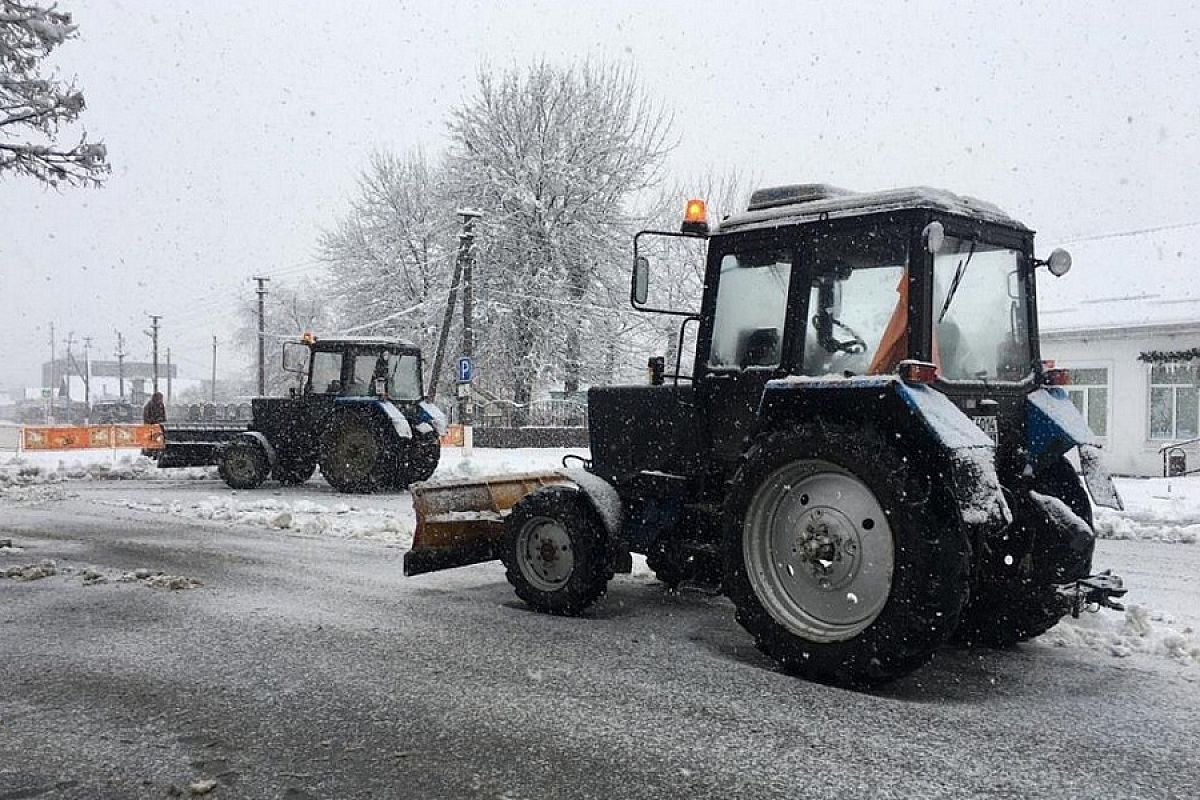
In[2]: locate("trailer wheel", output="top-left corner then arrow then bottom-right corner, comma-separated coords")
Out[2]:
954,458 -> 1093,647
501,487 -> 612,616
319,410 -> 393,493
273,454 -> 316,486
723,424 -> 969,687
218,439 -> 269,490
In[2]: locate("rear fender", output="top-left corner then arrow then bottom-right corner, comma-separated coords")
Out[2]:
1026,388 -> 1122,510
334,397 -> 412,440
760,376 -> 1011,533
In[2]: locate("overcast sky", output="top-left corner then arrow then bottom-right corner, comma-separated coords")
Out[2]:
2,0 -> 1198,389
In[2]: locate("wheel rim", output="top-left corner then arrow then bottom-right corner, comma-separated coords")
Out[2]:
516,516 -> 575,592
743,459 -> 894,643
226,449 -> 258,483
331,421 -> 377,480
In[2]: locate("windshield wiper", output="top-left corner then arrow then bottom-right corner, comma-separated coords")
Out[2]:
937,239 -> 977,323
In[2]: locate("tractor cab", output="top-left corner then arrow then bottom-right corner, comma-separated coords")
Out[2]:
624,185 -> 1091,483
286,335 -> 425,405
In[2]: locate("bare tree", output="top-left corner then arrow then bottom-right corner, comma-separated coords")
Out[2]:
0,1 -> 107,186
447,62 -> 673,407
234,277 -> 337,395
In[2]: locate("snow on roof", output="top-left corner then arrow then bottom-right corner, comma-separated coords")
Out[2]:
1037,227 -> 1200,334
313,335 -> 420,350
719,186 -> 1028,234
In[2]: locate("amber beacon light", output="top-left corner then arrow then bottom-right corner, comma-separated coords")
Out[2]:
681,198 -> 709,235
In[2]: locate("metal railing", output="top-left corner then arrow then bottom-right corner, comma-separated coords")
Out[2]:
470,399 -> 589,429
1159,436 -> 1200,477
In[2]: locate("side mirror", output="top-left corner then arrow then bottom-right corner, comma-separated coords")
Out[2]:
1046,248 -> 1072,277
633,255 -> 649,305
282,341 -> 308,375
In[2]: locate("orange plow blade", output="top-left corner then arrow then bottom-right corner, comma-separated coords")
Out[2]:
403,471 -> 574,576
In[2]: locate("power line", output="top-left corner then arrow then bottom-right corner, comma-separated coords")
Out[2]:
1058,219 -> 1200,245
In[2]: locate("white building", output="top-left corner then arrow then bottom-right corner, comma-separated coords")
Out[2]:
1039,228 -> 1199,477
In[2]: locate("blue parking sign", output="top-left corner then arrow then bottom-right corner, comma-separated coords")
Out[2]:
457,356 -> 473,383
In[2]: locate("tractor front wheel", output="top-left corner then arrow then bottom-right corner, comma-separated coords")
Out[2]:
500,487 -> 612,616
723,424 -> 969,687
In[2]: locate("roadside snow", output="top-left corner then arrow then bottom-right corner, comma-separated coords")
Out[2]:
1096,476 -> 1200,544
1042,604 -> 1200,669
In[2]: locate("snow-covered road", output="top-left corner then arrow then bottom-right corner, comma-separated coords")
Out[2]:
1,449 -> 1198,797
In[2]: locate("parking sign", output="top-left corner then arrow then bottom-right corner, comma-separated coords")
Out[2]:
457,356 -> 473,383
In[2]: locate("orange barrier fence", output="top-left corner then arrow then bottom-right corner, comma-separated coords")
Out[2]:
439,424 -> 464,447
20,424 -> 165,452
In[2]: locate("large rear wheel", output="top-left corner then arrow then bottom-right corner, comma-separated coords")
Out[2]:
318,411 -> 394,493
724,424 -> 969,687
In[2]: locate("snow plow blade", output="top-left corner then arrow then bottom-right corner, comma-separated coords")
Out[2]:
403,471 -> 575,576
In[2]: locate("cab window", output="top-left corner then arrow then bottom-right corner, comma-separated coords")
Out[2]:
310,351 -> 344,394
707,248 -> 793,370
799,226 -> 910,377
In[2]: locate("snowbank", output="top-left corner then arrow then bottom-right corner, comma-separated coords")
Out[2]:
1042,604 -> 1200,668
0,451 -> 216,484
1097,476 -> 1200,544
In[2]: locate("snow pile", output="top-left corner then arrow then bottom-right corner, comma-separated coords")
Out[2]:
1095,476 -> 1200,544
109,495 -> 415,545
0,452 -> 216,485
1042,604 -> 1200,667
1,560 -> 58,580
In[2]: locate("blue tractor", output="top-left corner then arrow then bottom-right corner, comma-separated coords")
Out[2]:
405,185 -> 1125,687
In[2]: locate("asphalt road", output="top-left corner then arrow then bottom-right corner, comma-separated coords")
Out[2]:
2,491 -> 1198,799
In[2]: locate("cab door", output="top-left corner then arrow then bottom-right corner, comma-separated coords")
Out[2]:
696,238 -> 803,464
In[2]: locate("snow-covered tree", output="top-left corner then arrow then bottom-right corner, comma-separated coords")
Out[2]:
0,1 -> 107,186
447,62 -> 673,407
319,149 -> 455,388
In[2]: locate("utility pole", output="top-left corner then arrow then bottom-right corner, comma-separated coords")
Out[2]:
47,322 -> 55,423
458,210 -> 482,455
83,336 -> 92,419
114,331 -> 126,400
253,277 -> 270,395
147,315 -> 162,395
211,336 -> 218,403
166,348 -> 173,403
429,242 -> 466,402
64,331 -> 74,424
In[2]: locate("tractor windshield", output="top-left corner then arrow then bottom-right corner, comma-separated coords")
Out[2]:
346,351 -> 423,400
933,237 -> 1030,381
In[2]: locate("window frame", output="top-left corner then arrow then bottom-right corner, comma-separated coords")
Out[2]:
1060,364 -> 1110,438
1147,360 -> 1200,441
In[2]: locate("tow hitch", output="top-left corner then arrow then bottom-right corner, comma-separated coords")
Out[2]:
1055,570 -> 1127,617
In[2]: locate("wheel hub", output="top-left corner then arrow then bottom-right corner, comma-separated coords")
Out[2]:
517,517 -> 575,591
743,461 -> 895,643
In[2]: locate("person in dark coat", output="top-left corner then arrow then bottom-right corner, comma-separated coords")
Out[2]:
143,392 -> 167,424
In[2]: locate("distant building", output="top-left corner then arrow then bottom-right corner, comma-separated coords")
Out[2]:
1039,228 -> 1199,477
39,359 -> 199,406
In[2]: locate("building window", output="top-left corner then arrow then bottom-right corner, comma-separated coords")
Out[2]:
1148,362 -> 1200,440
1064,367 -> 1109,437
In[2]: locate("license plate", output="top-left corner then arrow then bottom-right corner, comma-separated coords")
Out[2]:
973,414 -> 999,444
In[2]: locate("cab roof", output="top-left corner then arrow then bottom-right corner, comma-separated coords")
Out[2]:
311,336 -> 419,351
717,185 -> 1031,235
